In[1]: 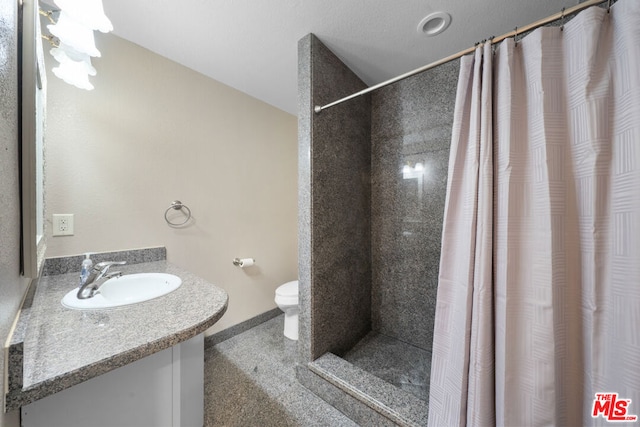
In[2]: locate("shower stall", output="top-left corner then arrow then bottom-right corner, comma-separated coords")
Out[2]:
297,34 -> 458,426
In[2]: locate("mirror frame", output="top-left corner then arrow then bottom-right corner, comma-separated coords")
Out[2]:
21,0 -> 47,278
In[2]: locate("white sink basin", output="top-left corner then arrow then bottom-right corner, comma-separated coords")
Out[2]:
62,273 -> 182,310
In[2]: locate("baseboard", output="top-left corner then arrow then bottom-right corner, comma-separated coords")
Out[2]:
205,308 -> 282,348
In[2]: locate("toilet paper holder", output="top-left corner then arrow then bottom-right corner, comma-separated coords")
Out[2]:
233,258 -> 255,268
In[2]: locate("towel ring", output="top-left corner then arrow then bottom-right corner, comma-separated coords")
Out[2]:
164,200 -> 191,226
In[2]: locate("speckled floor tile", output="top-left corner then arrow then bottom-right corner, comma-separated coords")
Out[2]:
204,315 -> 358,427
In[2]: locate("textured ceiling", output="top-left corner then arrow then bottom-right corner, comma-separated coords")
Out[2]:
96,0 -> 579,115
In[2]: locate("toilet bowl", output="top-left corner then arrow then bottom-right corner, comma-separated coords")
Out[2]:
275,280 -> 299,340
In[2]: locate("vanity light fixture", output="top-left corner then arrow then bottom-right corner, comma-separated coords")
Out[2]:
40,0 -> 112,90
417,11 -> 452,37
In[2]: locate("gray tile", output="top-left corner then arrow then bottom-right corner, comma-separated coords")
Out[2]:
297,35 -> 313,365
279,385 -> 360,427
308,353 -> 428,427
296,34 -> 453,427
297,364 -> 396,427
298,34 -> 372,363
42,247 -> 166,276
205,315 -> 356,427
370,60 -> 459,351
299,34 -> 456,358
206,308 -> 282,347
343,332 -> 431,402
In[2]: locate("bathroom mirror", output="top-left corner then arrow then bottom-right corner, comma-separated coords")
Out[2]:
21,0 -> 47,278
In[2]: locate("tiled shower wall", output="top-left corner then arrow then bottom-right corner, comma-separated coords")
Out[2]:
371,61 -> 459,351
299,32 -> 459,362
298,34 -> 372,362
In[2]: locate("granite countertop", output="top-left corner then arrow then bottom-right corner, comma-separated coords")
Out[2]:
5,257 -> 228,411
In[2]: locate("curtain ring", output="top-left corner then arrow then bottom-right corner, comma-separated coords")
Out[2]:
560,7 -> 566,31
607,0 -> 611,13
489,35 -> 495,53
514,27 -> 519,45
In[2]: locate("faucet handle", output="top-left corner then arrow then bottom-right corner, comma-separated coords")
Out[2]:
94,261 -> 127,273
103,271 -> 122,279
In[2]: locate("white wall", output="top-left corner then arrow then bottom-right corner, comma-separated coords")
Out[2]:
44,32 -> 298,333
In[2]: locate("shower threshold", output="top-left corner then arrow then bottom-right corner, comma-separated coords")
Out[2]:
306,332 -> 430,426
308,352 -> 428,426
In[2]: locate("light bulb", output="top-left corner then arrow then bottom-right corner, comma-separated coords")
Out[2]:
52,60 -> 95,90
50,44 -> 97,76
54,0 -> 113,33
48,11 -> 101,57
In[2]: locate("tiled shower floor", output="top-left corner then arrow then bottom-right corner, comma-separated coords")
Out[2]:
342,332 -> 431,402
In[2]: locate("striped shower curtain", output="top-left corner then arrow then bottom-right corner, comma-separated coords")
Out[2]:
428,1 -> 640,425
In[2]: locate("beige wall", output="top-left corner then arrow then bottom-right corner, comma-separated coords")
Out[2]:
44,32 -> 298,333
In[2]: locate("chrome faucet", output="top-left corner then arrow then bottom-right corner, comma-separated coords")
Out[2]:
77,261 -> 127,299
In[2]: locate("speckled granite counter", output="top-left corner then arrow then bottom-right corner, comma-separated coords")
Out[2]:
5,249 -> 228,411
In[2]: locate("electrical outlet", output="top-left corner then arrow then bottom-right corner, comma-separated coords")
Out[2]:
53,214 -> 74,236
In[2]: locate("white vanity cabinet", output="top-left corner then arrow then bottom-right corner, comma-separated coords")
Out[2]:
21,333 -> 204,427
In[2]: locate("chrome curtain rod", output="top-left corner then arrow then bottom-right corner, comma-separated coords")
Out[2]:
314,0 -> 611,114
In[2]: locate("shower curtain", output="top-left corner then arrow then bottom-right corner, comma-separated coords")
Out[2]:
429,1 -> 640,426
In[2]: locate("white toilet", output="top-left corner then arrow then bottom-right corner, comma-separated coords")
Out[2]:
275,280 -> 299,340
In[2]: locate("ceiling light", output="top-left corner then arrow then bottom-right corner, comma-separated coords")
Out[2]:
417,12 -> 452,37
